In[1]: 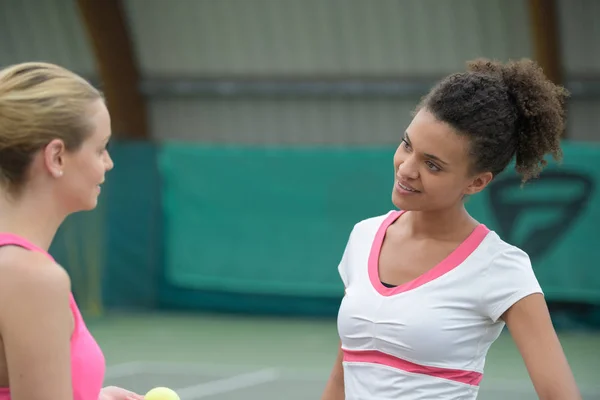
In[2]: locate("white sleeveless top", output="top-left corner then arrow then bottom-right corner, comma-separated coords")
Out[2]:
337,210 -> 542,399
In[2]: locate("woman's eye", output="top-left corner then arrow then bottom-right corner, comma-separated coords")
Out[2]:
426,161 -> 441,171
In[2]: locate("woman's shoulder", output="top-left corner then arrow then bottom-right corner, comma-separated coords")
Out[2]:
479,229 -> 531,263
352,209 -> 401,232
0,248 -> 71,315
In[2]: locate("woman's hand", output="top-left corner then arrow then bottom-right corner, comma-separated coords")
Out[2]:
99,385 -> 144,400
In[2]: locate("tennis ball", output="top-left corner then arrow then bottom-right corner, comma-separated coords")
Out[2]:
144,387 -> 180,400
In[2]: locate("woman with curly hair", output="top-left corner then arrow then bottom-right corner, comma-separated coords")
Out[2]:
321,58 -> 580,400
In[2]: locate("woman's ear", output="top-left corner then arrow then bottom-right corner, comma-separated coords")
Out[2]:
464,171 -> 493,195
43,139 -> 66,178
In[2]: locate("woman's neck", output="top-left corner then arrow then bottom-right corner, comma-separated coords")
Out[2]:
0,190 -> 66,251
401,204 -> 478,241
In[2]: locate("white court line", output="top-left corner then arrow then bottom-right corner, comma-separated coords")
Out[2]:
175,368 -> 281,400
104,361 -> 145,379
106,360 -> 331,381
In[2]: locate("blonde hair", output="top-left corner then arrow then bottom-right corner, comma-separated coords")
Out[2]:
0,62 -> 103,194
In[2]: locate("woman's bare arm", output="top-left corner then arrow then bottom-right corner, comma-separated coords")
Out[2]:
503,293 -> 581,400
0,248 -> 74,400
321,342 -> 345,400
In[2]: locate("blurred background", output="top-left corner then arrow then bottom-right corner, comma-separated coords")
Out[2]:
1,0 -> 599,398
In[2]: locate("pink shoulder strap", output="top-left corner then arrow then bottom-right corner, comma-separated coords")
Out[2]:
0,233 -> 55,261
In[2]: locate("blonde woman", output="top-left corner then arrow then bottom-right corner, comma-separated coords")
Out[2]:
0,62 -> 143,400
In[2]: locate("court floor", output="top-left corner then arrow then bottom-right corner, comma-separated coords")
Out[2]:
92,312 -> 600,399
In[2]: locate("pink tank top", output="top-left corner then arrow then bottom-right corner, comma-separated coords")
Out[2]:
0,233 -> 105,400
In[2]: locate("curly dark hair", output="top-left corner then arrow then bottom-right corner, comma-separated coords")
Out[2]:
417,58 -> 569,183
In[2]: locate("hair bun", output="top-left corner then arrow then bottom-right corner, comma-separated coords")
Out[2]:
468,58 -> 569,181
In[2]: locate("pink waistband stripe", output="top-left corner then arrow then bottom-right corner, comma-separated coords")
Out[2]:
343,349 -> 483,386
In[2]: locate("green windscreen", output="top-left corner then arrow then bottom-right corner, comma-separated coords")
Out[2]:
159,142 -> 600,304
159,145 -> 394,297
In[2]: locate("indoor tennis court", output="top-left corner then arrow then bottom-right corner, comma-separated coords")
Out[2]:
94,313 -> 600,400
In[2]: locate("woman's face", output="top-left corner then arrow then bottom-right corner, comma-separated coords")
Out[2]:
392,108 -> 491,212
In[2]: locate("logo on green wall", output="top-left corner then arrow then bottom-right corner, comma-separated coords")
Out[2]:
488,170 -> 594,262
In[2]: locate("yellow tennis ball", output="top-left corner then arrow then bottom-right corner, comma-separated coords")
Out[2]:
144,387 -> 180,400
